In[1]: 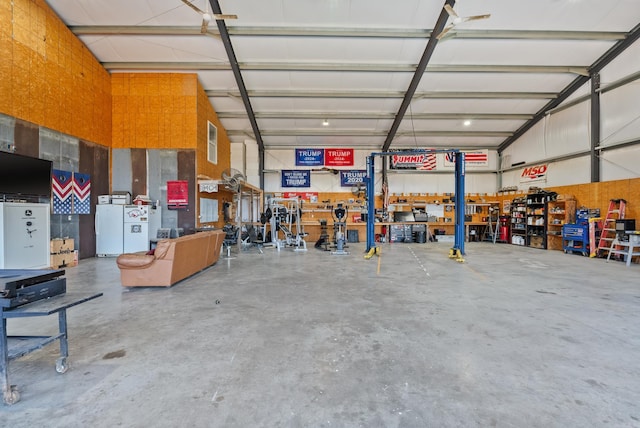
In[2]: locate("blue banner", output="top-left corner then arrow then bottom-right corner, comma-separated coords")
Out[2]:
340,170 -> 367,187
281,170 -> 311,188
295,148 -> 324,166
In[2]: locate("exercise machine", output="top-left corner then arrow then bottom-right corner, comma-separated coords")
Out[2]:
331,203 -> 349,255
263,197 -> 307,251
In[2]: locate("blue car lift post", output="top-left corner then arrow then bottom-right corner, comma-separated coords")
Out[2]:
365,149 -> 466,262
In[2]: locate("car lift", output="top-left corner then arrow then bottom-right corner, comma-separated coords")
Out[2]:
364,149 -> 466,262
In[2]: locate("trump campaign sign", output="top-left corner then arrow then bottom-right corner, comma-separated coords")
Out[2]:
325,148 -> 354,166
340,170 -> 366,187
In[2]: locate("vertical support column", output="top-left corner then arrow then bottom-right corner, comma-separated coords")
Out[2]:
366,155 -> 376,252
590,72 -> 601,183
58,310 -> 69,359
0,316 -> 9,400
453,151 -> 466,255
259,148 -> 265,190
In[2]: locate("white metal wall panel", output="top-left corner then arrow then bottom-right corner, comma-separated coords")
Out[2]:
244,139 -> 261,188
600,84 -> 640,148
600,40 -> 640,84
502,120 -> 547,165
601,145 -> 640,181
545,156 -> 591,187
544,101 -> 591,158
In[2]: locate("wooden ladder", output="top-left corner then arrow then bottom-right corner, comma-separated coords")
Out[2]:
597,198 -> 626,257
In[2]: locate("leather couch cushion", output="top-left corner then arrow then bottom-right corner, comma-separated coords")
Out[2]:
116,253 -> 155,269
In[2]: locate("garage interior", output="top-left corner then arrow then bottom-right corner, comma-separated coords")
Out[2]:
1,0 -> 640,426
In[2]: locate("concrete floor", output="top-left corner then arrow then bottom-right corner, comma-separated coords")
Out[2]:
2,241 -> 640,427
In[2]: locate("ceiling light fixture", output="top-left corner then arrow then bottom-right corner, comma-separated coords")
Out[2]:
322,119 -> 330,126
463,120 -> 472,127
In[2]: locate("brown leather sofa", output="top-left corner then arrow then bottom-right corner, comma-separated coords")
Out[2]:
116,230 -> 225,287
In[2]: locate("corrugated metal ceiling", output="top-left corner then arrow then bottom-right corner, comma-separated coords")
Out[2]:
45,0 -> 640,151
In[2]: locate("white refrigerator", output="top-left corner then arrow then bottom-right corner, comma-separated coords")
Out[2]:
123,205 -> 149,253
95,204 -> 124,256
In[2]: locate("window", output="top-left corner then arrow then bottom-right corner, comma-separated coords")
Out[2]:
207,121 -> 218,164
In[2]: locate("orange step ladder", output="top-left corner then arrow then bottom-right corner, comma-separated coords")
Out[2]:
597,198 -> 626,257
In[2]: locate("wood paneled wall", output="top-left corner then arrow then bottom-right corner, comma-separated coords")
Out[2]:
111,73 -> 199,149
0,0 -> 111,147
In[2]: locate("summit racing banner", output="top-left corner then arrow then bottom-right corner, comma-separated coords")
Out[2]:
389,152 -> 436,171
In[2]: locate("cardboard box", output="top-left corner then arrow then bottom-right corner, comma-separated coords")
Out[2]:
51,253 -> 77,269
51,238 -> 74,255
529,236 -> 544,249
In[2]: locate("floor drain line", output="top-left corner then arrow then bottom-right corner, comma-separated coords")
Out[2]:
408,246 -> 430,277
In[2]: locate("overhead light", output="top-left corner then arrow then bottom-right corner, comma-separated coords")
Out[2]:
322,119 -> 330,126
202,13 -> 211,23
463,120 -> 472,127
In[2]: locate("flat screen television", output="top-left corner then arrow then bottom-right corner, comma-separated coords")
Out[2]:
0,151 -> 53,200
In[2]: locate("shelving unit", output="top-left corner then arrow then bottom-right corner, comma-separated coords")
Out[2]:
526,193 -> 548,249
547,198 -> 576,250
510,198 -> 527,246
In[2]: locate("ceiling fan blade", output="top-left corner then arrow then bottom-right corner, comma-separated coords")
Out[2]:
200,18 -> 209,33
443,4 -> 458,19
463,14 -> 491,22
181,0 -> 205,15
213,14 -> 238,20
436,24 -> 454,40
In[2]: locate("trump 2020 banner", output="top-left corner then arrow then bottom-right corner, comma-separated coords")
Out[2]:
281,170 -> 311,188
340,170 -> 366,187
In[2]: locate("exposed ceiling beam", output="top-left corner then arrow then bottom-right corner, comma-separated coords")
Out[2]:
70,25 -> 626,41
208,0 -> 264,153
102,61 -> 588,75
217,111 -> 534,120
226,129 -> 512,137
498,21 -> 640,153
381,0 -> 453,151
206,89 -> 556,99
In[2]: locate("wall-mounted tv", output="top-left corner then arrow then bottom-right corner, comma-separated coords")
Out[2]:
0,151 -> 53,200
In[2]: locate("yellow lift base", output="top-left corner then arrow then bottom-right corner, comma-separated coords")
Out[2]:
448,248 -> 465,263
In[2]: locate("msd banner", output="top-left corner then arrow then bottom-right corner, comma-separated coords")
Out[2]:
340,170 -> 366,187
325,148 -> 354,166
520,164 -> 548,183
295,148 -> 324,166
390,153 -> 436,170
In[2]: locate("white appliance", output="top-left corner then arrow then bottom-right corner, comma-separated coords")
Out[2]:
95,204 -> 124,256
0,202 -> 51,269
148,205 -> 162,241
123,205 -> 149,253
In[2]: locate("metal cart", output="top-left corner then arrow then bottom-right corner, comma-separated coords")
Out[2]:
562,224 -> 589,256
0,269 -> 102,405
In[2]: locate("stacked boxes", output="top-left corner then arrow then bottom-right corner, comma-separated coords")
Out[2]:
50,238 -> 77,268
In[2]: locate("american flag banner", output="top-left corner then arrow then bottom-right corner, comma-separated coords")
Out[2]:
52,169 -> 73,214
444,150 -> 488,166
72,172 -> 91,214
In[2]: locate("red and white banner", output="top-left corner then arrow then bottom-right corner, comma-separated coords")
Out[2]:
444,150 -> 488,166
390,153 -> 436,171
519,164 -> 548,183
283,191 -> 319,202
325,148 -> 354,166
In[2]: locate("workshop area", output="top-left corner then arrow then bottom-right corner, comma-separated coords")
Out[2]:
3,243 -> 640,427
2,0 -> 640,425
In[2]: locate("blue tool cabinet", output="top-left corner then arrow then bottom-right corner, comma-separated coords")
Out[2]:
562,224 -> 589,256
